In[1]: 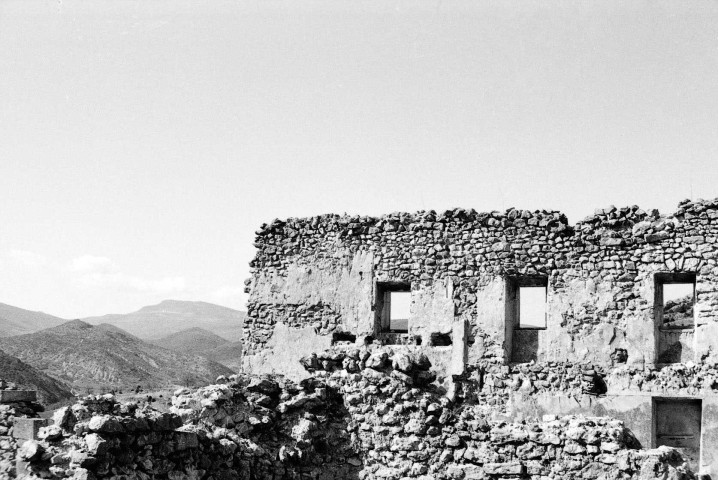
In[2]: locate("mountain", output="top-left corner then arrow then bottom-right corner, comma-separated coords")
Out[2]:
153,328 -> 242,371
153,327 -> 231,356
0,303 -> 67,337
205,341 -> 243,372
0,348 -> 73,405
0,320 -> 234,392
83,300 -> 245,341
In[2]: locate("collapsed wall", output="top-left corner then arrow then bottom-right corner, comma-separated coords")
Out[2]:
18,352 -> 696,480
0,388 -> 43,480
243,198 -> 718,474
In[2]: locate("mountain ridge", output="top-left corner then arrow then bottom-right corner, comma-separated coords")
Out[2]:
0,300 -> 246,342
0,320 -> 234,391
82,299 -> 245,341
0,302 -> 67,337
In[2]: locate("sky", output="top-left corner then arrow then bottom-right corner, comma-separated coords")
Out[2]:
1,0 -> 718,318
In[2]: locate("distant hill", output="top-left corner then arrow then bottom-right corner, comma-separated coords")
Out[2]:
205,341 -> 243,372
83,300 -> 245,341
0,348 -> 73,405
153,328 -> 242,371
0,303 -> 67,337
153,327 -> 230,356
0,320 -> 234,392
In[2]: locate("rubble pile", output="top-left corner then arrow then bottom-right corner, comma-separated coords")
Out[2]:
19,350 -> 696,480
18,375 -> 358,480
309,348 -> 694,480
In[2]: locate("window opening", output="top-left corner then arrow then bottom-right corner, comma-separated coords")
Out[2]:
331,331 -> 356,345
385,291 -> 410,332
429,332 -> 452,346
661,282 -> 695,329
655,273 -> 696,364
376,283 -> 411,334
507,277 -> 548,363
518,286 -> 547,329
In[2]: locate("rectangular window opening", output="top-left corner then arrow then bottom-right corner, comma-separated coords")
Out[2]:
518,286 -> 547,329
660,280 -> 696,330
507,276 -> 548,363
376,283 -> 411,334
655,273 -> 696,364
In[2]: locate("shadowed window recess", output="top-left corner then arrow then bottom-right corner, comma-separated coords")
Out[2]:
506,277 -> 548,363
375,283 -> 411,334
653,398 -> 702,470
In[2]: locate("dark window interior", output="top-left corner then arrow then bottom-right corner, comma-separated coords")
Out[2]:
331,331 -> 357,345
429,332 -> 452,346
654,398 -> 702,469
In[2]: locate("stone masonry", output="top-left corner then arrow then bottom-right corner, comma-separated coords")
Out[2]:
0,386 -> 43,480
243,198 -> 718,475
16,363 -> 697,480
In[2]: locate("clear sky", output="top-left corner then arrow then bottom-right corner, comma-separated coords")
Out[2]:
1,0 -> 717,318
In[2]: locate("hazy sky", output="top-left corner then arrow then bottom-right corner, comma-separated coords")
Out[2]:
2,0 -> 718,318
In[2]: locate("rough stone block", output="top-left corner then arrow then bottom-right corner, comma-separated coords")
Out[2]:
447,464 -> 484,479
483,462 -> 525,475
12,418 -> 47,440
0,390 -> 36,403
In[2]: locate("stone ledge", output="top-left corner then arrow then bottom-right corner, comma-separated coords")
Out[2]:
0,390 -> 36,403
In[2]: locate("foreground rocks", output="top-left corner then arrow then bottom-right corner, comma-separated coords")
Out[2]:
18,349 -> 696,480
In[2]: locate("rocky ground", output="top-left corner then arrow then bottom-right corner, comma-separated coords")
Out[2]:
15,347 -> 696,480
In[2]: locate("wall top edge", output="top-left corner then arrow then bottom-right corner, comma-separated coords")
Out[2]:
255,197 -> 718,238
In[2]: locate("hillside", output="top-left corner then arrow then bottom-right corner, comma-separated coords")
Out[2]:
83,300 -> 245,341
0,320 -> 234,392
153,327 -> 230,356
0,303 -> 67,337
0,348 -> 73,404
205,341 -> 243,371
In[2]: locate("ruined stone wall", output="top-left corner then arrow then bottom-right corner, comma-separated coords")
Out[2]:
19,356 -> 695,480
241,198 -> 718,475
458,361 -> 718,414
455,360 -> 718,464
244,198 -> 718,374
0,390 -> 43,480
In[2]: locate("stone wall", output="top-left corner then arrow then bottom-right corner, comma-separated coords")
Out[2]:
241,198 -> 718,475
0,389 -> 43,480
456,360 -> 718,415
18,352 -> 696,480
244,198 -> 718,373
